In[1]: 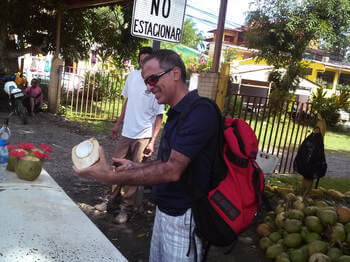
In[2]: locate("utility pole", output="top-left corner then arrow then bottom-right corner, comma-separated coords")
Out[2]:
211,0 -> 227,73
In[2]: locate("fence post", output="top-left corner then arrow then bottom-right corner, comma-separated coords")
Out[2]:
215,63 -> 230,112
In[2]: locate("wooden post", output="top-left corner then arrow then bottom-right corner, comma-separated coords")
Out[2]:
48,8 -> 63,113
55,8 -> 62,57
211,0 -> 227,73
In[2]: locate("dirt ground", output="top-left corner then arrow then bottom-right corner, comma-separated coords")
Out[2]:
1,109 -> 348,262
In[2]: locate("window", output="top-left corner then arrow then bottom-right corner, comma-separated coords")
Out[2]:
339,73 -> 350,87
224,35 -> 234,42
317,71 -> 335,89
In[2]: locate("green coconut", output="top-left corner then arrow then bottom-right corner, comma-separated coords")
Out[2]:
276,203 -> 286,214
269,231 -> 282,243
309,253 -> 331,262
288,209 -> 305,220
276,212 -> 287,228
315,200 -> 329,207
327,247 -> 343,261
6,148 -> 28,172
338,256 -> 350,262
264,214 -> 275,224
346,232 -> 350,245
289,248 -> 308,262
345,223 -> 350,234
317,209 -> 338,226
284,233 -> 302,248
293,199 -> 305,211
330,224 -> 345,243
300,226 -> 309,240
266,244 -> 284,259
259,237 -> 273,250
304,232 -> 322,244
307,240 -> 328,256
276,252 -> 290,262
15,156 -> 42,181
303,206 -> 318,216
284,219 -> 303,233
305,216 -> 324,233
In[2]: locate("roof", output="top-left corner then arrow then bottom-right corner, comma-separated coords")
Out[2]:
309,59 -> 350,73
231,65 -> 321,90
208,26 -> 248,34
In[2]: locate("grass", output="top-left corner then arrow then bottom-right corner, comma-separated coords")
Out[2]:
269,174 -> 350,193
324,127 -> 350,154
63,97 -> 125,121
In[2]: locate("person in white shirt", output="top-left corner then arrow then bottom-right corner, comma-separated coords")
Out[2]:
96,47 -> 164,224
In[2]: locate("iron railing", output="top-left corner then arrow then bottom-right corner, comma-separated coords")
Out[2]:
60,66 -> 126,120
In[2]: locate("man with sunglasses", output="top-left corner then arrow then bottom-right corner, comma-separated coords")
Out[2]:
95,47 -> 164,225
74,49 -> 219,261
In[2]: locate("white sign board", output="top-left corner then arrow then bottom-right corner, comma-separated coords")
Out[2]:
131,0 -> 187,43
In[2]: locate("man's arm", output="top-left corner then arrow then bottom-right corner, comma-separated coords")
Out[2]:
111,98 -> 127,139
144,114 -> 163,157
74,146 -> 190,185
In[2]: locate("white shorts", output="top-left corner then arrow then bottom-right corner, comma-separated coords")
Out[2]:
149,207 -> 203,262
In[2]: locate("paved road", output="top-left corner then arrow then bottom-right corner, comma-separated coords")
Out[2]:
325,151 -> 350,178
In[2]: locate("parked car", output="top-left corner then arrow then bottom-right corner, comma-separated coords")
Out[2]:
61,72 -> 84,91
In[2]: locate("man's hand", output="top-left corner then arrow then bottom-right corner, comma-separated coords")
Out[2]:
143,141 -> 154,158
111,122 -> 121,139
112,158 -> 139,171
73,146 -> 117,184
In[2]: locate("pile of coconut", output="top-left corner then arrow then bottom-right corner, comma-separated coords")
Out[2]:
257,193 -> 350,262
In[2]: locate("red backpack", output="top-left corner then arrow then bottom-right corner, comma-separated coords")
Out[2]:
179,97 -> 265,257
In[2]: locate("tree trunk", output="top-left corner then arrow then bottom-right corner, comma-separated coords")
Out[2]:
0,25 -> 20,76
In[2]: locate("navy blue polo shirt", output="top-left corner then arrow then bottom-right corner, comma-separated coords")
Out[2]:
152,90 -> 219,216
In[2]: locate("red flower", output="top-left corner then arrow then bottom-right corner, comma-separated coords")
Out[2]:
7,145 -> 17,152
10,150 -> 25,159
40,144 -> 53,153
32,150 -> 50,160
18,142 -> 34,151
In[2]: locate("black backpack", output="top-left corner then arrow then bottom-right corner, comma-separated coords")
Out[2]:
293,132 -> 327,180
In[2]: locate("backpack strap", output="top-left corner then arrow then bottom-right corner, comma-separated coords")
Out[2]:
176,97 -> 222,134
230,122 -> 247,156
251,160 -> 263,204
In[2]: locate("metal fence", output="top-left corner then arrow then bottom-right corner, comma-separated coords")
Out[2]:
224,92 -> 314,173
60,66 -> 126,120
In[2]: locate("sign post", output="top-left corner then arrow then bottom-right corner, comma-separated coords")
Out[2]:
132,0 -> 187,43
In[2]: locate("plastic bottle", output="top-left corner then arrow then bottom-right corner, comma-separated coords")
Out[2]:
0,139 -> 9,181
0,120 -> 11,141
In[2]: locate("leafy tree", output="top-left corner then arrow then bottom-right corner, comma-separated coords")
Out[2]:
311,86 -> 350,126
181,18 -> 205,50
161,18 -> 205,50
0,1 -> 146,75
245,0 -> 350,110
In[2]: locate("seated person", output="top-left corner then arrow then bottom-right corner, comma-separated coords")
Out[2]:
23,79 -> 43,115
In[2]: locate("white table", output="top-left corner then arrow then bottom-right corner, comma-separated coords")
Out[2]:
0,169 -> 127,262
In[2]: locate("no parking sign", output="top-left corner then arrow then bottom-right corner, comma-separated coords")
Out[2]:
131,0 -> 187,43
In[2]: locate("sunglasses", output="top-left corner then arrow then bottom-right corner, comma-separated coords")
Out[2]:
144,67 -> 173,86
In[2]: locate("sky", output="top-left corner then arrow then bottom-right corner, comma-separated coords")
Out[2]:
185,0 -> 252,36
